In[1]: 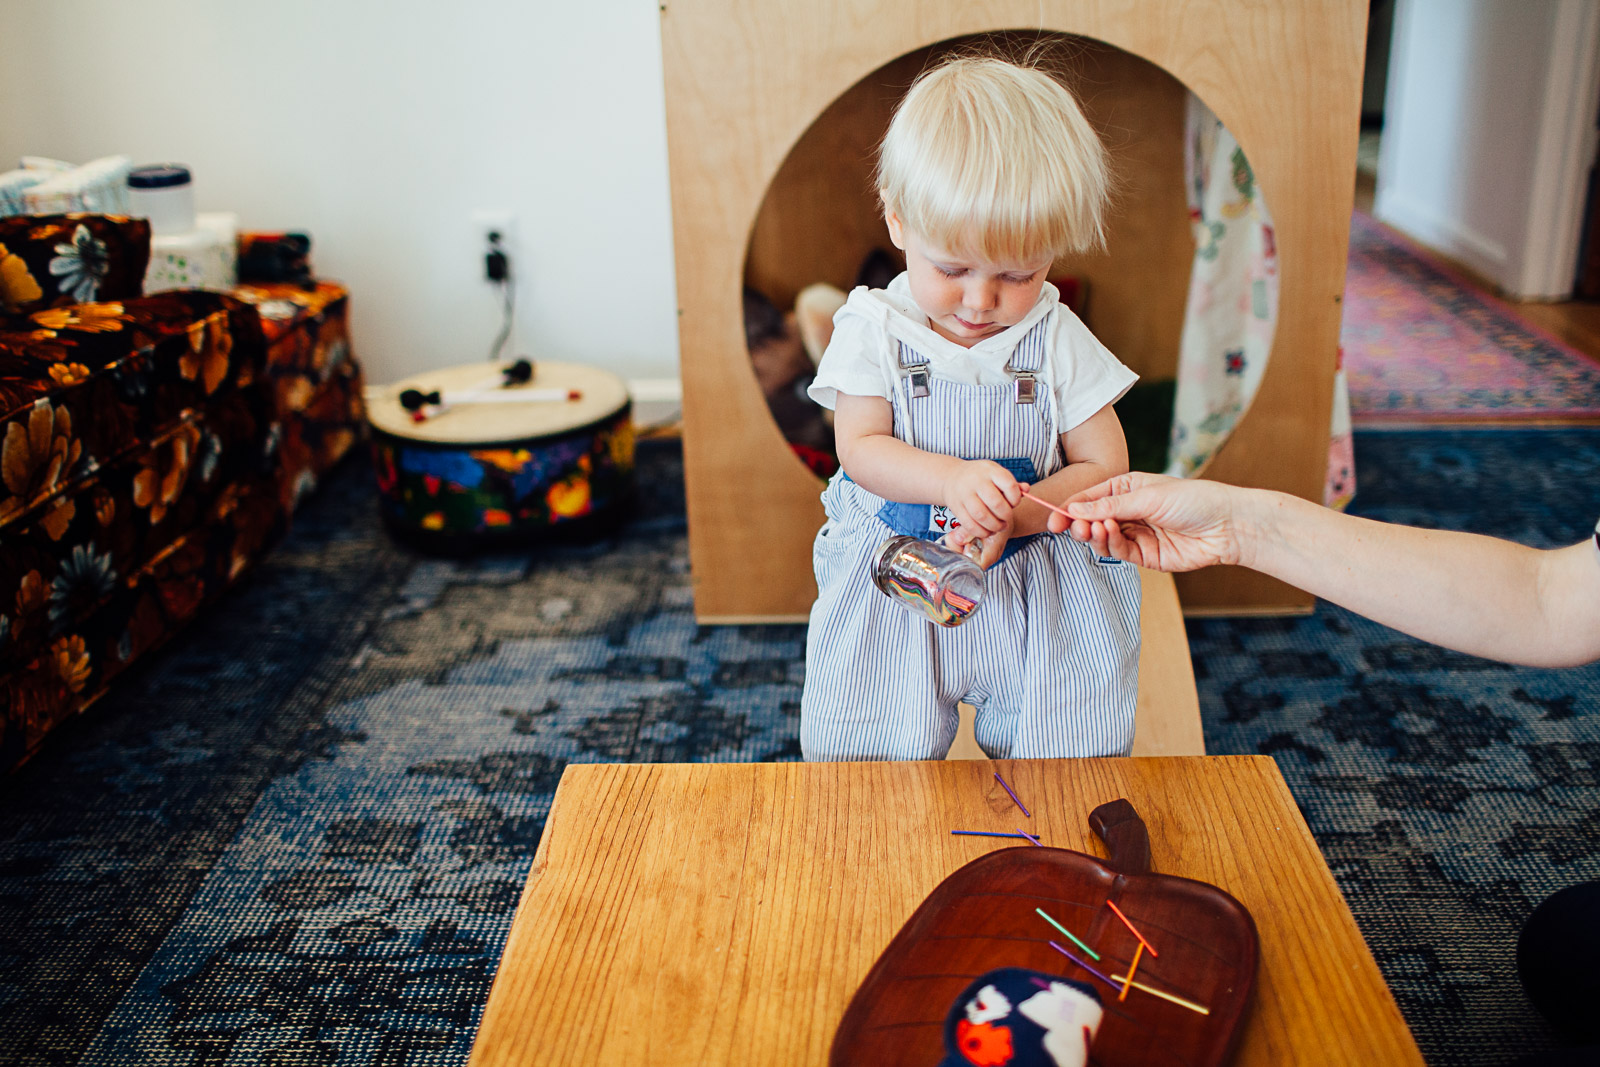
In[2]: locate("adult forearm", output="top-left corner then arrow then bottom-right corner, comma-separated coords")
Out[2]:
1239,489 -> 1598,666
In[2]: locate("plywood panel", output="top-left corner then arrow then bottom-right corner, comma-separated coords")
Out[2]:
743,49 -> 920,312
1051,44 -> 1192,382
663,0 -> 1366,621
1130,567 -> 1205,754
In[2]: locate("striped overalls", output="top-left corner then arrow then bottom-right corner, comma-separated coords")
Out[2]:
800,314 -> 1142,761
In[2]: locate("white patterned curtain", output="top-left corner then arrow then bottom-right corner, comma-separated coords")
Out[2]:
1167,94 -> 1355,508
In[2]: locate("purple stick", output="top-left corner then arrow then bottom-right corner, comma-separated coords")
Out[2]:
949,830 -> 1029,839
994,770 -> 1031,817
1049,941 -> 1120,989
1016,828 -> 1042,846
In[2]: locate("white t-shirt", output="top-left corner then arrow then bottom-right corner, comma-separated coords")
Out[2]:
807,273 -> 1138,434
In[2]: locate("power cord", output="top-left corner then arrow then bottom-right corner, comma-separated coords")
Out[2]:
486,231 -> 513,362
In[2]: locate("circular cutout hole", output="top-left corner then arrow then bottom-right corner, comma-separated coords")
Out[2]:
742,30 -> 1277,480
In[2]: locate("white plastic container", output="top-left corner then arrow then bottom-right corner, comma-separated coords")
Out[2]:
127,164 -> 195,235
145,211 -> 239,293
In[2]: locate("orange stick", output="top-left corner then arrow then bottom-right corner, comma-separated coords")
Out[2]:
1105,899 -> 1159,957
1119,942 -> 1144,1002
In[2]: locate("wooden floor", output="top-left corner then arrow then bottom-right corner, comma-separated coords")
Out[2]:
1507,298 -> 1600,364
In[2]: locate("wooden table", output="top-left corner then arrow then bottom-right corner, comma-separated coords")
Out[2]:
468,757 -> 1423,1065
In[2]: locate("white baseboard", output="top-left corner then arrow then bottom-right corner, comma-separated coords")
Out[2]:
1374,191 -> 1508,288
628,376 -> 682,427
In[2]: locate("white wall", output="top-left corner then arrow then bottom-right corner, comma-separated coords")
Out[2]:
0,0 -> 682,387
1376,0 -> 1600,299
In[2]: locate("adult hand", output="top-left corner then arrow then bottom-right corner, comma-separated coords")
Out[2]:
1050,472 -> 1246,572
942,460 -> 1023,539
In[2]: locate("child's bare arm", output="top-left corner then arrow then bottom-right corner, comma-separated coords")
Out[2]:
833,393 -> 1021,537
1007,403 -> 1129,538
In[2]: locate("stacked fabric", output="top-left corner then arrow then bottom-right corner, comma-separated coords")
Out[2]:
0,214 -> 366,769
9,156 -> 132,216
232,280 -> 366,512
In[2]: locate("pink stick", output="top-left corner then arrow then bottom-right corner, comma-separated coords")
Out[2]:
1019,489 -> 1073,520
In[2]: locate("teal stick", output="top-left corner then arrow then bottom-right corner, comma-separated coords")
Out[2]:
1035,906 -> 1101,960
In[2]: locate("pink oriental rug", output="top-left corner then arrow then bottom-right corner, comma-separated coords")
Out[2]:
1341,212 -> 1600,423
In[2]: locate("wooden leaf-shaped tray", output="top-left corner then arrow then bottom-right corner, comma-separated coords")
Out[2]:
830,800 -> 1259,1066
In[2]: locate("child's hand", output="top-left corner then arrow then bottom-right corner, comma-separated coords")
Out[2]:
942,460 -> 1022,540
950,524 -> 1012,569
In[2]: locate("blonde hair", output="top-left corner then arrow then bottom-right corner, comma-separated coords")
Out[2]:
877,55 -> 1109,263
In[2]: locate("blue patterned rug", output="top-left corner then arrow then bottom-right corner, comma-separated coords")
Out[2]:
2,431 -> 1598,1066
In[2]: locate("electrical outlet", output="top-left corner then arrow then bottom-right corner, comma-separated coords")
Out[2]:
471,210 -> 514,246
471,211 -> 515,260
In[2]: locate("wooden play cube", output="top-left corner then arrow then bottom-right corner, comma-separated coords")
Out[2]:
661,1 -> 1366,620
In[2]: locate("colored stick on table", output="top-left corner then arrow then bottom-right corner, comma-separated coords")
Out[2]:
1108,973 -> 1212,1016
1119,941 -> 1145,1002
1035,907 -> 1100,960
1016,828 -> 1042,847
1048,941 -> 1118,990
949,830 -> 1029,840
1105,899 -> 1160,957
993,770 -> 1031,817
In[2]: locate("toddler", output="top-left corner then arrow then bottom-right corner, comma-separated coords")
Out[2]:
800,55 -> 1142,761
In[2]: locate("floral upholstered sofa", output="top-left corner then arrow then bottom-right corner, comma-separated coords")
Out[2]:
0,213 -> 365,770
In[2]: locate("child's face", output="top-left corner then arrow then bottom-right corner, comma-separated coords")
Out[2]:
886,212 -> 1052,349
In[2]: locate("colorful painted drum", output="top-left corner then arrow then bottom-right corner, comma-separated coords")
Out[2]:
366,360 -> 634,552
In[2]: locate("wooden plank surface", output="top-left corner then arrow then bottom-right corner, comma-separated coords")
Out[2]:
469,757 -> 1420,1066
1131,567 -> 1204,755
